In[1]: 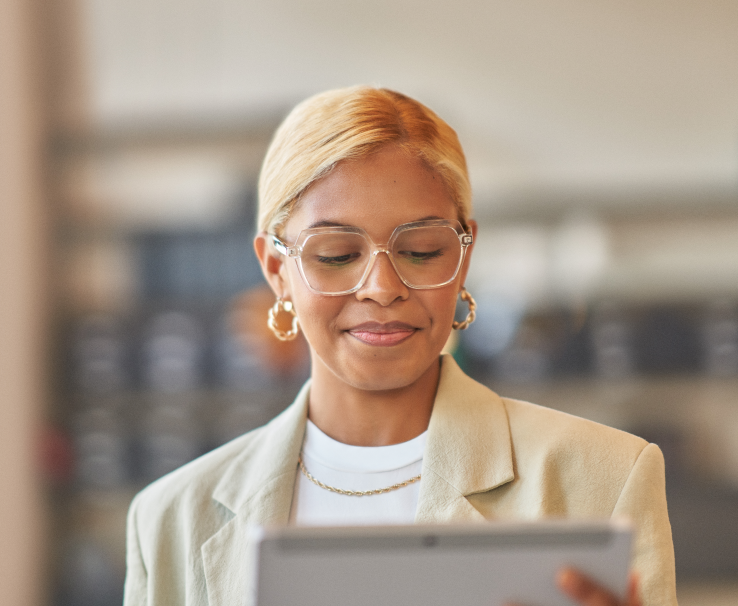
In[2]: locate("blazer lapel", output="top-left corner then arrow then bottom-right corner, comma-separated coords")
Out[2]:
200,355 -> 515,604
202,381 -> 310,606
416,355 -> 515,524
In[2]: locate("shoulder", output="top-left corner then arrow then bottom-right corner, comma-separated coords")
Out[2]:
124,391 -> 308,603
129,420 -> 272,528
495,396 -> 654,514
441,354 -> 648,466
131,378 -> 310,517
501,396 -> 647,462
128,381 -> 309,535
438,354 -> 649,474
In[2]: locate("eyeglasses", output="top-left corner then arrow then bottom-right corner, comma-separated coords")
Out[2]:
271,219 -> 473,296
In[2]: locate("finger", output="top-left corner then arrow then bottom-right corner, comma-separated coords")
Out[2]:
557,568 -> 619,606
627,572 -> 642,606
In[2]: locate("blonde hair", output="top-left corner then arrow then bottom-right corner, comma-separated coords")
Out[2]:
257,86 -> 472,236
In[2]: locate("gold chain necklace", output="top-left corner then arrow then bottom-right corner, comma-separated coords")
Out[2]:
297,456 -> 421,497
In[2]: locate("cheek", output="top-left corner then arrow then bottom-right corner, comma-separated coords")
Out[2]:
425,290 -> 459,334
290,290 -> 343,348
282,263 -> 349,348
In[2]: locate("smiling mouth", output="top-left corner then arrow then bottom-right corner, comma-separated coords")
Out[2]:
347,322 -> 417,346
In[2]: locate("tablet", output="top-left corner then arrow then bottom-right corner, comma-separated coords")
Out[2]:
251,519 -> 632,606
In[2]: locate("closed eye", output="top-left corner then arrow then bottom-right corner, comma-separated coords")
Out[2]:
398,249 -> 445,263
316,252 -> 362,266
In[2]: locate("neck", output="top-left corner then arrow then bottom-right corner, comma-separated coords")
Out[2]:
307,356 -> 441,447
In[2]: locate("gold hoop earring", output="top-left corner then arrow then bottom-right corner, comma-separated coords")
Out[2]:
452,287 -> 476,330
268,297 -> 300,341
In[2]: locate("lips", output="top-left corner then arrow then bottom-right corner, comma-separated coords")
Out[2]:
347,321 -> 417,346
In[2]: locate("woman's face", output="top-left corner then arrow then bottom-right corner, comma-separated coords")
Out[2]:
260,146 -> 475,392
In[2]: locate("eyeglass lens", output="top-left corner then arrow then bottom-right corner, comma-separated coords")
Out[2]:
298,226 -> 463,293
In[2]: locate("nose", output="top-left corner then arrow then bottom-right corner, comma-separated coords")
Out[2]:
354,250 -> 409,305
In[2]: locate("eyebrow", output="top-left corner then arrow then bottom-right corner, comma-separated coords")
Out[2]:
308,220 -> 350,229
307,215 -> 445,229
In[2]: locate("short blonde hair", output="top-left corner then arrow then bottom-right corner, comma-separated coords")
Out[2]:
257,86 -> 472,236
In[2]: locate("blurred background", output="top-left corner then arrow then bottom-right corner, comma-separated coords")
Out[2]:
2,0 -> 738,604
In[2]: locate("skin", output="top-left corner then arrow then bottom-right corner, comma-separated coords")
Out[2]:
557,569 -> 642,606
255,146 -> 475,446
254,144 -> 640,605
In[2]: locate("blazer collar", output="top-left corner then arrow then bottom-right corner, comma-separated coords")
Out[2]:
203,381 -> 310,606
415,355 -> 515,523
202,355 -> 515,605
211,380 -> 310,515
208,354 -> 514,518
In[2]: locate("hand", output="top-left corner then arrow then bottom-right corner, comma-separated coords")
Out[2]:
557,567 -> 641,606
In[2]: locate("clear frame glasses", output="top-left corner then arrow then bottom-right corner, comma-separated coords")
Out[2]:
271,219 -> 473,296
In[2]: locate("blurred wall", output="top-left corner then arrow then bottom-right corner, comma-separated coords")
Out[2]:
6,1 -> 738,603
0,0 -> 47,604
78,0 -> 738,212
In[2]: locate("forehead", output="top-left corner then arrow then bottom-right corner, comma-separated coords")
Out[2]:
284,147 -> 457,240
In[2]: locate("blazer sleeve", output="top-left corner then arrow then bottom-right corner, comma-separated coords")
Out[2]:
612,443 -> 677,606
123,492 -> 148,606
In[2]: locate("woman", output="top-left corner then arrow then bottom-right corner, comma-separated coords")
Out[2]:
124,86 -> 676,606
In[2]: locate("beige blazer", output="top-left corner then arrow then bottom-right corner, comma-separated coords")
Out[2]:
124,355 -> 677,606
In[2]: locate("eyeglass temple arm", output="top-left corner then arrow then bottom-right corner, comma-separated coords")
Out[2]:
271,235 -> 299,257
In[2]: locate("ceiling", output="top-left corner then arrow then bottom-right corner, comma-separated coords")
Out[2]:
80,0 -> 738,214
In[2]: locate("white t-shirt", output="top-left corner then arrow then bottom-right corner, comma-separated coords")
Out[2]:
289,420 -> 426,526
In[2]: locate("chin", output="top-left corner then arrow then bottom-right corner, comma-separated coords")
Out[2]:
346,372 -> 421,393
333,351 -> 440,393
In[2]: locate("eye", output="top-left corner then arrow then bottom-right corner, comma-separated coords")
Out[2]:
316,252 -> 362,266
397,249 -> 445,263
